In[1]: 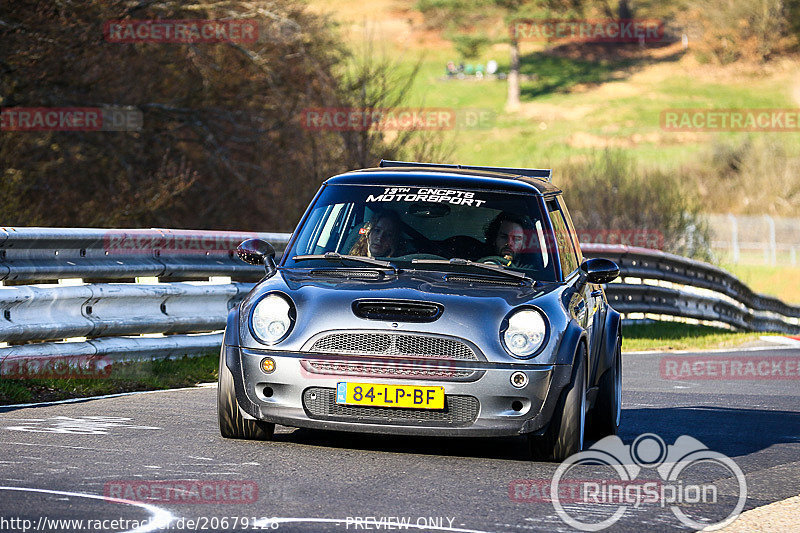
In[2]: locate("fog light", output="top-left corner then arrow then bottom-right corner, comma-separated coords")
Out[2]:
510,371 -> 528,388
261,357 -> 276,374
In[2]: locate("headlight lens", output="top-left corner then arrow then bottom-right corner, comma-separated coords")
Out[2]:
503,309 -> 547,357
251,294 -> 293,344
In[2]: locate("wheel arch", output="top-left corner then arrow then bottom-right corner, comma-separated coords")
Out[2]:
595,306 -> 622,386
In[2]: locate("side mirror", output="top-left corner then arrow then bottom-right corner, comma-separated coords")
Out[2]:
237,239 -> 277,274
581,258 -> 619,284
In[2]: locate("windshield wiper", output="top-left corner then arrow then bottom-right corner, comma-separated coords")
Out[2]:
410,258 -> 531,283
292,252 -> 398,273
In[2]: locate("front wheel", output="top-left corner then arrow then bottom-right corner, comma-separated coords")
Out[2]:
586,336 -> 622,440
217,346 -> 275,440
529,345 -> 587,461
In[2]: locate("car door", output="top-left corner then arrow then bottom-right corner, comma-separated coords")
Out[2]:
546,197 -> 599,364
555,196 -> 607,379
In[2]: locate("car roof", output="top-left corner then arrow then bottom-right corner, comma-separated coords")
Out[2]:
324,166 -> 562,196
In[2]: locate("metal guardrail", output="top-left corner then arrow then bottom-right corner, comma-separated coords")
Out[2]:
0,228 -> 292,371
0,228 -> 797,374
582,243 -> 800,333
0,227 -> 290,282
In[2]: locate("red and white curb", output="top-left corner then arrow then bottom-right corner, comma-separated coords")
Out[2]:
760,335 -> 800,347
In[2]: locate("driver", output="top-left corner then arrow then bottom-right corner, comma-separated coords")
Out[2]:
349,210 -> 403,258
479,212 -> 532,266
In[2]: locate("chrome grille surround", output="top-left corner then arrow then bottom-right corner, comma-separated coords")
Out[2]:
306,331 -> 479,361
300,359 -> 477,380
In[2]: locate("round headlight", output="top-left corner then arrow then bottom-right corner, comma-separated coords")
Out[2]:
251,294 -> 293,344
503,309 -> 547,357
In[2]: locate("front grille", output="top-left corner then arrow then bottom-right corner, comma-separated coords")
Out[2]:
301,359 -> 476,380
302,387 -> 479,427
352,299 -> 443,322
309,332 -> 478,360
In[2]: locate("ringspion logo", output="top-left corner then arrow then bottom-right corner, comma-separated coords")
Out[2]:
549,434 -> 747,531
104,19 -> 258,44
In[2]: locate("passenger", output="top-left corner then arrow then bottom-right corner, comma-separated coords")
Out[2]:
349,210 -> 403,258
480,211 -> 533,266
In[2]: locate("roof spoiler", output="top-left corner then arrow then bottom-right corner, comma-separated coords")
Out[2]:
379,160 -> 552,182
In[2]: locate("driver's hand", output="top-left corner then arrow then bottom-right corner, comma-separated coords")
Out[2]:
478,255 -> 513,266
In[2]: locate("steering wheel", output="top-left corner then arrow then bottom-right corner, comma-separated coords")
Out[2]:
478,255 -> 513,267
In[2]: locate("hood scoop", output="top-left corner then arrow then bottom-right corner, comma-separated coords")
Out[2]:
352,299 -> 444,323
309,269 -> 384,280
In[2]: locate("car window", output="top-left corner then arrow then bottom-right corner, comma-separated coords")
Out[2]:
546,199 -> 579,277
556,196 -> 583,264
284,184 -> 559,282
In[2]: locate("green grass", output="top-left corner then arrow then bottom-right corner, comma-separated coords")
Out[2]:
721,263 -> 800,304
0,352 -> 219,405
622,321 -> 775,352
386,44 -> 797,170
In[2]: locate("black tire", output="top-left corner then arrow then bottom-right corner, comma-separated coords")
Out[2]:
586,336 -> 622,440
217,347 -> 275,440
529,344 -> 587,462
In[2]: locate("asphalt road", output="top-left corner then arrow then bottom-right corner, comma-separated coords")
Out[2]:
0,345 -> 798,533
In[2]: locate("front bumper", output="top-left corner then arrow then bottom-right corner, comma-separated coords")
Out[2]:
224,345 -> 572,437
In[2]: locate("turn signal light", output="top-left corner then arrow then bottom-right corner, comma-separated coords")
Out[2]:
261,357 -> 276,374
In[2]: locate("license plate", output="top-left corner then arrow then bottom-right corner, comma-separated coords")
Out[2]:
336,382 -> 445,410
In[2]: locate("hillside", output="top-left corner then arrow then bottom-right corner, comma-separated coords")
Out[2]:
308,0 -> 800,217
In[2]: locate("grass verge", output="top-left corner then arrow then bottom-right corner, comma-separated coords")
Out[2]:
623,321 -> 777,352
0,352 -> 219,406
721,263 -> 800,305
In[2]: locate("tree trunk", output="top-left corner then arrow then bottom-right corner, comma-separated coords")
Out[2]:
506,36 -> 521,111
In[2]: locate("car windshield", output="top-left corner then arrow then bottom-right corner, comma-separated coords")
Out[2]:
283,183 -> 559,281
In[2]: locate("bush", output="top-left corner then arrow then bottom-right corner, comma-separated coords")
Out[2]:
699,136 -> 800,216
450,33 -> 491,59
681,0 -> 797,63
556,150 -> 712,260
